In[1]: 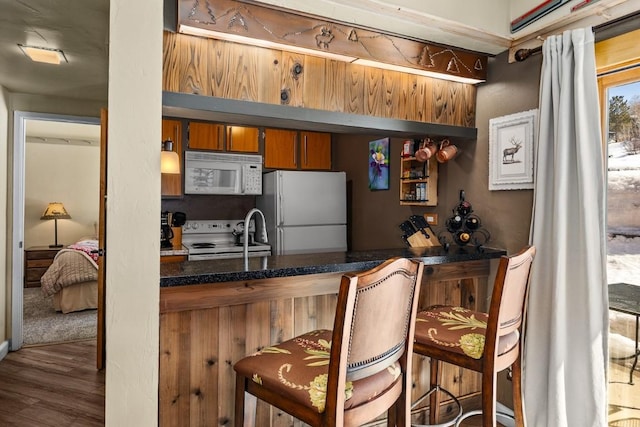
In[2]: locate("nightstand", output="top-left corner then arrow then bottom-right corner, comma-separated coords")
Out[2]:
24,246 -> 63,288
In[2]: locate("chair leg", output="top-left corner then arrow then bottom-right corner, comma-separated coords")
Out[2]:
512,356 -> 525,427
235,375 -> 246,427
388,403 -> 397,427
429,359 -> 441,424
481,369 -> 497,427
390,374 -> 410,427
235,375 -> 257,427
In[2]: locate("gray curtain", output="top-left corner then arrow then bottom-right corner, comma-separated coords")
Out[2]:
524,28 -> 608,427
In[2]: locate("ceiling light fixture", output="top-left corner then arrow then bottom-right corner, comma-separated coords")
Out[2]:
178,25 -> 484,85
18,44 -> 68,65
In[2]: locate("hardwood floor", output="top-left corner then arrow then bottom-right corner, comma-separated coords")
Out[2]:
1,339 -> 634,427
0,340 -> 104,426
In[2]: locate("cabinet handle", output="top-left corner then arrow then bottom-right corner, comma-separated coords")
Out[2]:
173,125 -> 179,151
218,126 -> 222,150
293,134 -> 297,166
304,135 -> 308,165
227,127 -> 232,151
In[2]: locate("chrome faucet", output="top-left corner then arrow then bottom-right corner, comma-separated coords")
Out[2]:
243,208 -> 268,271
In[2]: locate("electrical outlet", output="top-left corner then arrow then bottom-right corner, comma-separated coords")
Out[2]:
424,213 -> 438,226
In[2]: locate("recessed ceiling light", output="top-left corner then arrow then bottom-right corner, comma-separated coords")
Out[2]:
18,44 -> 68,65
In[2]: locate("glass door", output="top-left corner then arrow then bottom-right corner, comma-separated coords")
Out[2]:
600,69 -> 640,426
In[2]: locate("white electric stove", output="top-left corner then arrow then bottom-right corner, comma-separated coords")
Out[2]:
182,219 -> 271,261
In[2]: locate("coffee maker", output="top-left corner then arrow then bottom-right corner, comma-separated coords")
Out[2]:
161,211 -> 174,249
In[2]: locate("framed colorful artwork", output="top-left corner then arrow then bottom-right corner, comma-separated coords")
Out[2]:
369,137 -> 389,190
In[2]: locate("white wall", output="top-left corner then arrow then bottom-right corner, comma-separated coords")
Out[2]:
24,142 -> 99,247
106,0 -> 160,424
11,94 -> 103,118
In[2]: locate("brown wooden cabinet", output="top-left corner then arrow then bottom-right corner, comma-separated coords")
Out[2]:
187,121 -> 224,150
161,119 -> 183,197
24,246 -> 61,288
300,131 -> 331,170
227,125 -> 259,152
264,128 -> 297,169
188,121 -> 259,153
264,129 -> 331,170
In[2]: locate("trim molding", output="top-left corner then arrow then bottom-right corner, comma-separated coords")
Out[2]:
177,0 -> 487,82
0,340 -> 9,361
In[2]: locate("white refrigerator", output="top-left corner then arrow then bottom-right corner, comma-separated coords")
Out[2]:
257,170 -> 347,255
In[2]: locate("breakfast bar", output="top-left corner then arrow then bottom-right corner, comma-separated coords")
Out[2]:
159,246 -> 506,426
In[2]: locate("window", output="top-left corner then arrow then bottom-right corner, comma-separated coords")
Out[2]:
599,65 -> 640,426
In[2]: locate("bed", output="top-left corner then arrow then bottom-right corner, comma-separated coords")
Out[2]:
40,239 -> 99,314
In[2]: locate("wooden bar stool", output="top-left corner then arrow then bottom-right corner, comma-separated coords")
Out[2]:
234,257 -> 424,426
411,246 -> 536,427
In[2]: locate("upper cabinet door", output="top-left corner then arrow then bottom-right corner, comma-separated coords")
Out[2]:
188,121 -> 224,150
161,119 -> 182,197
227,126 -> 259,153
264,128 -> 298,169
300,131 -> 331,170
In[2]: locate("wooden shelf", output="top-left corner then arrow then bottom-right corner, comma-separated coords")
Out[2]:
163,92 -> 478,140
399,156 -> 438,206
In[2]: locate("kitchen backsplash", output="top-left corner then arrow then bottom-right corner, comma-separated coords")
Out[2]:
161,195 -> 255,221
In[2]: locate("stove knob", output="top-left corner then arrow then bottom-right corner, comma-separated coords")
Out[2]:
192,223 -> 199,230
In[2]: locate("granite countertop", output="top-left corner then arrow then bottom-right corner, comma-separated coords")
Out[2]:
160,246 -> 506,287
160,245 -> 188,257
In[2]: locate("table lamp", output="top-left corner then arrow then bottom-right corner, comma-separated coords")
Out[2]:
41,202 -> 71,248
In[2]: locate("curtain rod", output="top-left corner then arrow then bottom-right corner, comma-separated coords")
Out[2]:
514,10 -> 640,62
514,45 -> 542,62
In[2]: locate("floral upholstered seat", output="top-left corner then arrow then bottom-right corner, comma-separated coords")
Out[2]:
234,329 -> 402,414
414,305 -> 520,360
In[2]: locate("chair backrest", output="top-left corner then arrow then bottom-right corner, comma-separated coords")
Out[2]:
325,257 -> 423,414
485,246 -> 536,361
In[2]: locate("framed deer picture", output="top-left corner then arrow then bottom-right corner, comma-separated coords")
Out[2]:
489,109 -> 537,190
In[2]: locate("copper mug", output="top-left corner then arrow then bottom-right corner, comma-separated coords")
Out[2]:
415,138 -> 438,162
436,139 -> 460,163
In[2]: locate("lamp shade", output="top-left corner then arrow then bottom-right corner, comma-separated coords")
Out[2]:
161,139 -> 180,174
41,202 -> 71,220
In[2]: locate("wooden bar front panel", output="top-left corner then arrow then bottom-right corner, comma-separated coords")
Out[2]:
159,260 -> 490,426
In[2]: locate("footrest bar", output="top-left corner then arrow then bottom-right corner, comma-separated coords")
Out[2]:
411,386 -> 463,427
454,409 -> 516,427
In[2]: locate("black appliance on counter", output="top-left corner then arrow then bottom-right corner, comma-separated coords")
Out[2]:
161,211 -> 187,249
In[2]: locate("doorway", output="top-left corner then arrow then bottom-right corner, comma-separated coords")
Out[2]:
11,112 -> 100,350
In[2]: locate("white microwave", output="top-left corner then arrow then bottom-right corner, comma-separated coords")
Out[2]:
184,151 -> 263,195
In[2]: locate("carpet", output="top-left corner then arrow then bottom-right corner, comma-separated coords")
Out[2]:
23,288 -> 97,346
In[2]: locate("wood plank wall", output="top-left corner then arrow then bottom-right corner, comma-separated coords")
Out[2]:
159,261 -> 489,426
163,32 -> 477,128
